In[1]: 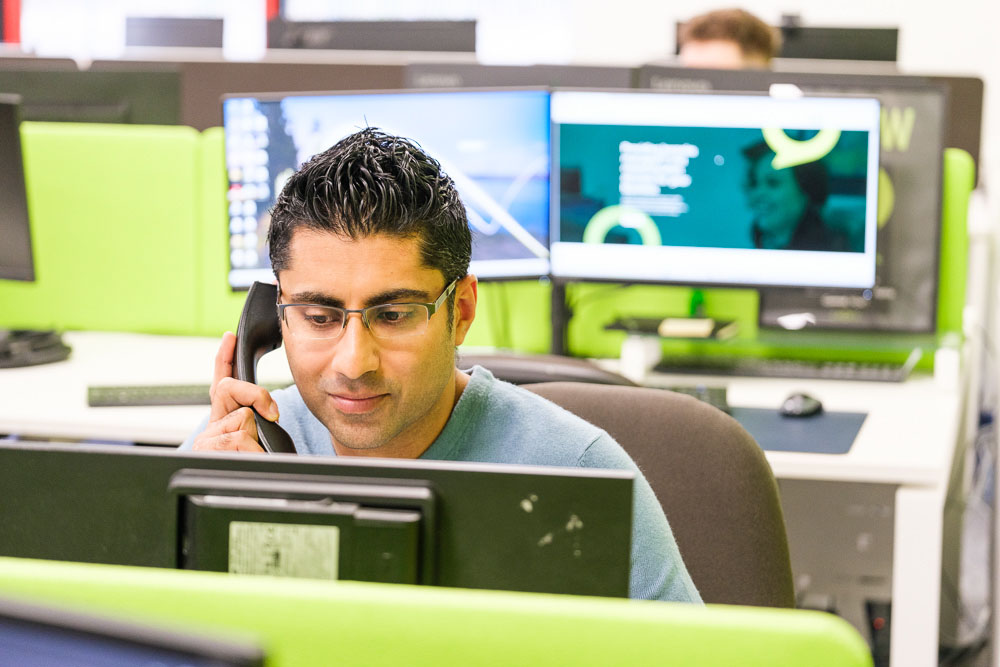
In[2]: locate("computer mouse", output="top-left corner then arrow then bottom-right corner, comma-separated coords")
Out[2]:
779,392 -> 823,418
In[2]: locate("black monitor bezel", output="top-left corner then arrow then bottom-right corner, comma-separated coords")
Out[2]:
0,441 -> 633,598
0,94 -> 35,283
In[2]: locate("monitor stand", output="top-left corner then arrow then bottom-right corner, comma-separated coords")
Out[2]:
0,330 -> 71,368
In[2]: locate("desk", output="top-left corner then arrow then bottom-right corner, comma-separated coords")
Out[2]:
635,364 -> 970,667
0,331 -> 292,445
0,331 -> 971,667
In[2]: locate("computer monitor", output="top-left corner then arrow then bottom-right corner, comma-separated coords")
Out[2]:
0,595 -> 264,667
0,441 -> 633,598
550,89 -> 881,289
0,95 -> 33,282
0,63 -> 180,125
778,26 -> 898,62
223,89 -> 551,288
636,66 -> 949,333
267,18 -> 477,52
404,63 -> 636,89
0,96 -> 72,368
672,23 -> 898,62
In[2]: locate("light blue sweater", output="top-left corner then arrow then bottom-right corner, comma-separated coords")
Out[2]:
182,366 -> 702,603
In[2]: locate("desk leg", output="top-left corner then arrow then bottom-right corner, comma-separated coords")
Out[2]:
890,485 -> 945,667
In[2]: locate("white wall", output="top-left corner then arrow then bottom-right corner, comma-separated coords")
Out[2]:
478,0 -> 1000,199
18,1 -> 1000,194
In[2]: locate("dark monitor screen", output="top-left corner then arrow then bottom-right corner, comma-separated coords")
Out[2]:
636,67 -> 948,332
778,26 -> 898,62
0,442 -> 633,598
550,89 -> 881,289
223,89 -> 551,287
0,95 -> 34,282
0,595 -> 264,666
125,16 -> 225,48
0,64 -> 180,125
268,19 -> 477,52
404,63 -> 635,89
673,24 -> 898,62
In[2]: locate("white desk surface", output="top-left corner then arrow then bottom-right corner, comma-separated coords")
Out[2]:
0,331 -> 292,446
0,331 -> 963,490
639,368 -> 962,489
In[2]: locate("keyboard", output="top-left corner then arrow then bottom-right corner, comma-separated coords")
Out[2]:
654,354 -> 918,383
666,385 -> 730,413
87,382 -> 290,407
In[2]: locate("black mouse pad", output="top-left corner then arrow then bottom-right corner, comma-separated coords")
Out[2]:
729,407 -> 867,455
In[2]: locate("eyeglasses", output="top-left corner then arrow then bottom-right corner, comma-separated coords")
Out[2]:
277,279 -> 458,341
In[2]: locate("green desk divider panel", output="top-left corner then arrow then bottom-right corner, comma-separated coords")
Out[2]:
461,279 -> 552,353
0,122 -> 200,334
937,147 -> 975,335
0,557 -> 873,667
196,126 -> 248,336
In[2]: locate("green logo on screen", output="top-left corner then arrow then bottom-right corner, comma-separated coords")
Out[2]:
762,128 -> 841,170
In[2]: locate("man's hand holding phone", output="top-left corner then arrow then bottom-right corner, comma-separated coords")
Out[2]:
191,332 -> 280,453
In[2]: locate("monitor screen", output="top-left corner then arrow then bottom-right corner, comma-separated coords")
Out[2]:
550,90 -> 881,289
0,595 -> 265,667
0,95 -> 35,282
223,89 -> 551,288
636,66 -> 948,332
0,64 -> 180,125
0,441 -> 633,598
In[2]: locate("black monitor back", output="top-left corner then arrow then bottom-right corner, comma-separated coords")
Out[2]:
0,94 -> 33,282
405,63 -> 636,89
0,442 -> 632,598
268,19 -> 477,52
779,26 -> 898,61
0,60 -> 180,125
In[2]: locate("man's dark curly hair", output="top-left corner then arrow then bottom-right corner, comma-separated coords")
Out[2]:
268,128 -> 471,291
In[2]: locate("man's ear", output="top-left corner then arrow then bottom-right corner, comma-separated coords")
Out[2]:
452,274 -> 478,346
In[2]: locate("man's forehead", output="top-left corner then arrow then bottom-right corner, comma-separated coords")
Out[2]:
280,229 -> 444,301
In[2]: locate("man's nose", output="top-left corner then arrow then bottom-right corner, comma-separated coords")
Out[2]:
329,313 -> 380,380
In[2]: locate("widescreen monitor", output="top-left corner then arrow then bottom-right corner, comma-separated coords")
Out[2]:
0,441 -> 633,598
404,63 -> 636,89
0,64 -> 180,125
0,95 -> 34,282
550,89 -> 881,289
223,89 -> 551,288
637,66 -> 949,333
0,595 -> 264,667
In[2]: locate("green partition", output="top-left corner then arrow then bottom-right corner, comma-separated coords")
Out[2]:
0,557 -> 872,667
0,122 -> 201,334
196,126 -> 247,336
937,147 -> 976,334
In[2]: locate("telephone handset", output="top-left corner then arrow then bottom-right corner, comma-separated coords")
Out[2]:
233,281 -> 298,454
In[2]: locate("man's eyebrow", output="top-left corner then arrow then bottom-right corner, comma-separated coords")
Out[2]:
285,288 -> 433,308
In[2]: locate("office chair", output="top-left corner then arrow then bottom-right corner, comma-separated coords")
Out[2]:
523,381 -> 795,608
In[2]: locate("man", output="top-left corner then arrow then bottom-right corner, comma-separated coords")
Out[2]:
677,8 -> 779,69
183,128 -> 701,603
